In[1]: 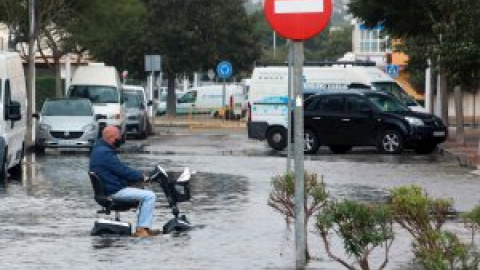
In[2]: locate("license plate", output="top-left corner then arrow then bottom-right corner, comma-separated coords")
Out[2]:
58,140 -> 77,145
433,131 -> 445,137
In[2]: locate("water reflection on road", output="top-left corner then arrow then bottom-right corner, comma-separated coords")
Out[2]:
0,143 -> 479,269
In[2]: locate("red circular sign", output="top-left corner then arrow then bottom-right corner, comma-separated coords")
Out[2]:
264,0 -> 332,41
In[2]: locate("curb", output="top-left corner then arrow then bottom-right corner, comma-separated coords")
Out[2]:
438,144 -> 479,169
153,120 -> 246,129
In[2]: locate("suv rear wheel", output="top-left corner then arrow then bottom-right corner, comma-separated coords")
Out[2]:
304,129 -> 320,154
267,127 -> 287,151
378,129 -> 404,154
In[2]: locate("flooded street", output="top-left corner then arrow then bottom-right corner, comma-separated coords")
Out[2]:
1,127 -> 480,270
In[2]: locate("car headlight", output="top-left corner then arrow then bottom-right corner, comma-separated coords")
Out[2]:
405,116 -> 424,126
83,123 -> 96,132
38,123 -> 51,131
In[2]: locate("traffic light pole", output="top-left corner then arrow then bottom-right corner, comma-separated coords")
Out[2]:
293,41 -> 306,268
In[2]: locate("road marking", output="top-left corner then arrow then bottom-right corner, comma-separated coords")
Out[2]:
274,0 -> 324,14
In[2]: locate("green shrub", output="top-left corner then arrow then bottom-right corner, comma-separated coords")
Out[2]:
268,171 -> 327,224
316,200 -> 394,270
390,185 -> 480,270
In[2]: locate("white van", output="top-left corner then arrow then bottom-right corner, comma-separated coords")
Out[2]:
176,84 -> 246,118
247,65 -> 424,150
67,65 -> 126,138
0,51 -> 27,180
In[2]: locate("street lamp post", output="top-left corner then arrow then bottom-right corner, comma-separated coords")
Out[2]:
27,0 -> 36,145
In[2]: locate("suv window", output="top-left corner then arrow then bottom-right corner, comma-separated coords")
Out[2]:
310,96 -> 344,113
372,82 -> 418,107
366,93 -> 409,112
345,96 -> 371,113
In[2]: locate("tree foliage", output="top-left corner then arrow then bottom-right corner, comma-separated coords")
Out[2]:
251,9 -> 352,64
64,0 -> 147,79
143,0 -> 261,116
144,0 -> 260,77
348,0 -> 480,86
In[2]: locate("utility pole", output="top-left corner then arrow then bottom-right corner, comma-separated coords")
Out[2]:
27,0 -> 36,146
293,41 -> 306,267
287,40 -> 293,172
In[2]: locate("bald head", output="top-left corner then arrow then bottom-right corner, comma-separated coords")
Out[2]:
102,125 -> 121,146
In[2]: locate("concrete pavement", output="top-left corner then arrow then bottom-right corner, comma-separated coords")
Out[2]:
439,127 -> 480,169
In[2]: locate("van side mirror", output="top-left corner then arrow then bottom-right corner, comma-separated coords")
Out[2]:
32,113 -> 40,120
7,101 -> 21,121
147,100 -> 153,106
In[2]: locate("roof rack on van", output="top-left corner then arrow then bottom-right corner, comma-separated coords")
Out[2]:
254,60 -> 376,67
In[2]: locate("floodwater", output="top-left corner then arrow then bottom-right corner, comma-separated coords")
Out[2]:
1,129 -> 480,270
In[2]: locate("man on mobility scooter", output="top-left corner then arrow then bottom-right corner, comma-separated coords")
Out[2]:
89,125 -> 191,237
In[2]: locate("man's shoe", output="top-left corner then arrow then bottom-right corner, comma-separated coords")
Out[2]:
146,228 -> 162,236
133,228 -> 150,237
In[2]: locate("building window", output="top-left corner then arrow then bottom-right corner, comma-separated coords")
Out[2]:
358,26 -> 386,53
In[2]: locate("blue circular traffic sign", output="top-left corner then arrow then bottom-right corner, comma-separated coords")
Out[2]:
216,61 -> 232,79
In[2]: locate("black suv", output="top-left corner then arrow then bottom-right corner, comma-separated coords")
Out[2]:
303,90 -> 448,154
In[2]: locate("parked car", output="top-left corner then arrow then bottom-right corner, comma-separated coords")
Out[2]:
33,98 -> 100,153
123,84 -> 153,134
123,89 -> 149,139
303,90 -> 447,154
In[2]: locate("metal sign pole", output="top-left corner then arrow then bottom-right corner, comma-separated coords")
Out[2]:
150,72 -> 154,118
293,41 -> 306,267
287,40 -> 293,172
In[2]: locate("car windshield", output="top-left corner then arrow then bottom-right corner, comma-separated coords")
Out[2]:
42,99 -> 93,116
124,91 -> 143,108
371,82 -> 419,107
366,93 -> 410,112
68,85 -> 119,104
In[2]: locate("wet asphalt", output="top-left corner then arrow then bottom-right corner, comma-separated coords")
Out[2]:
0,126 -> 479,270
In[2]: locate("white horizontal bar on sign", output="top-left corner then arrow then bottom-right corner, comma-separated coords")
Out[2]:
274,0 -> 324,14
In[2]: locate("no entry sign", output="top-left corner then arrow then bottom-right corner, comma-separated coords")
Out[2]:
264,0 -> 333,40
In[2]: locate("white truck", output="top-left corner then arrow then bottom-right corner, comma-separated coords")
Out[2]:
67,65 -> 127,139
247,65 -> 425,150
0,51 -> 27,181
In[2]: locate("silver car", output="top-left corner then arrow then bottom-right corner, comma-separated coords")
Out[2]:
123,89 -> 149,139
33,98 -> 99,153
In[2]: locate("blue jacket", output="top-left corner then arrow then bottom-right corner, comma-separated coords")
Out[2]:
89,139 -> 143,196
